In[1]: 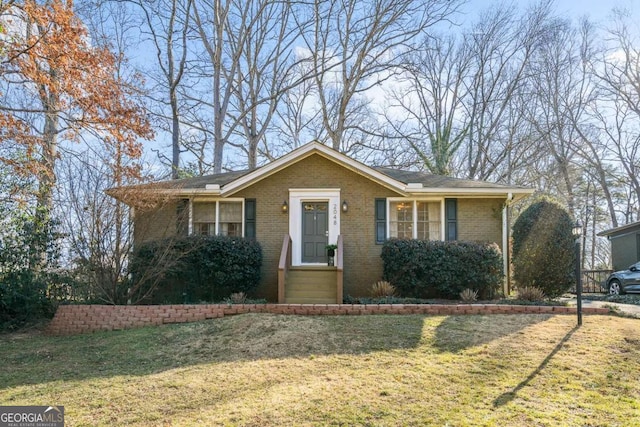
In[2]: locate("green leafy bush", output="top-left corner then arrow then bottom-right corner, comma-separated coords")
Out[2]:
381,239 -> 503,299
128,235 -> 262,303
512,200 -> 575,298
0,208 -> 69,329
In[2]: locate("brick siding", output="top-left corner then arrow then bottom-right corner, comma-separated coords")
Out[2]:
47,303 -> 610,336
457,198 -> 504,249
133,154 -> 510,300
234,153 -> 399,299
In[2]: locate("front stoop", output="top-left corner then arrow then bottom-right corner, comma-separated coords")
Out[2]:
285,266 -> 337,304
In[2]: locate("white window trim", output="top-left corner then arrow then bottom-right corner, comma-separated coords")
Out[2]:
289,188 -> 341,266
387,197 -> 445,240
190,198 -> 245,237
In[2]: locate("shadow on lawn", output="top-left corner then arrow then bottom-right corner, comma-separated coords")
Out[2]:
0,314 -> 425,389
432,313 -> 552,353
0,313 -> 554,390
493,325 -> 579,407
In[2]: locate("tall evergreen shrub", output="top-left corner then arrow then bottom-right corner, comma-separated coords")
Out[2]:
512,200 -> 575,298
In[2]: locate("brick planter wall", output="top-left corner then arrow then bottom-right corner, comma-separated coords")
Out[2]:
46,303 -> 611,336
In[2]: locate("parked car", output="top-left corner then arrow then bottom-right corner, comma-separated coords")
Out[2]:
604,262 -> 640,294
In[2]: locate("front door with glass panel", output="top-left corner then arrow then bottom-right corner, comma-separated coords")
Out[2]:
302,202 -> 328,263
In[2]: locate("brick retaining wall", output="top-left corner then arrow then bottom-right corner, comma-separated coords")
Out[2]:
46,303 -> 612,336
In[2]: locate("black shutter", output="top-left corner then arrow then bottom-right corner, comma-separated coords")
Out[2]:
375,198 -> 387,244
445,198 -> 457,241
245,199 -> 256,239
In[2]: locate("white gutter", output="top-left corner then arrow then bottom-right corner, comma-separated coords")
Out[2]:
406,187 -> 535,196
502,192 -> 513,296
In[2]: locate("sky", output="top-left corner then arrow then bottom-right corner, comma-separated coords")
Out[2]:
466,0 -> 636,22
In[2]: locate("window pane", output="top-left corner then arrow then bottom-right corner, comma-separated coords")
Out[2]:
417,201 -> 441,240
193,202 -> 216,223
193,202 -> 216,235
219,202 -> 242,236
389,201 -> 413,238
195,222 -> 214,236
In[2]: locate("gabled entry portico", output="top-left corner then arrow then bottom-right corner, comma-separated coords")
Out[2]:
289,189 -> 341,266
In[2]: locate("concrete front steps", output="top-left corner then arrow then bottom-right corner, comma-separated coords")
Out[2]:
285,266 -> 338,304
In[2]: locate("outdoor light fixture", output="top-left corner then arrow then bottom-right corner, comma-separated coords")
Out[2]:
342,200 -> 348,213
572,220 -> 583,326
282,201 -> 288,213
572,221 -> 583,238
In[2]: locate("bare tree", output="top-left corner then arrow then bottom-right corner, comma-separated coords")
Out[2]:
386,34 -> 471,175
226,0 -> 313,169
189,0 -> 239,173
461,1 -> 553,181
135,0 -> 193,179
593,11 -> 640,222
297,0 -> 461,155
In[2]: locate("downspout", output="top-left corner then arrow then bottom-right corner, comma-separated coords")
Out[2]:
502,193 -> 513,296
188,199 -> 193,235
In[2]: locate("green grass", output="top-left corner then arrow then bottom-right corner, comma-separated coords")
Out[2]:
1,313 -> 639,426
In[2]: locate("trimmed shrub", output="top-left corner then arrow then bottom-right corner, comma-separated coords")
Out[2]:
381,239 -> 503,299
128,235 -> 262,303
512,200 -> 575,298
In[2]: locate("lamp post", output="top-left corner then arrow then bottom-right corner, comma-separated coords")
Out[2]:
572,220 -> 583,326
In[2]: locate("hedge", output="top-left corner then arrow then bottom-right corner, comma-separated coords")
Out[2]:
381,239 -> 503,299
128,235 -> 262,303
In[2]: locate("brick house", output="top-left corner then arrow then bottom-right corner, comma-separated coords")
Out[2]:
110,142 -> 533,303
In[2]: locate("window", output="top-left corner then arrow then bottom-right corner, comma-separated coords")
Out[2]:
219,201 -> 242,236
193,202 -> 216,236
389,200 -> 442,240
191,200 -> 243,236
389,201 -> 413,239
416,201 -> 441,240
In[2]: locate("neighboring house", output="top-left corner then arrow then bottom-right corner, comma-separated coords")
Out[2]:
598,221 -> 640,271
108,142 -> 533,303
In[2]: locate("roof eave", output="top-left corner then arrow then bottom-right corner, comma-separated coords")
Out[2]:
107,188 -> 222,204
597,220 -> 640,237
405,187 -> 535,199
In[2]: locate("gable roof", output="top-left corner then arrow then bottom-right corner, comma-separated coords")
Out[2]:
108,141 -> 534,202
597,220 -> 640,238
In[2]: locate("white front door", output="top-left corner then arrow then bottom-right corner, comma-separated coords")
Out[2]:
289,189 -> 341,265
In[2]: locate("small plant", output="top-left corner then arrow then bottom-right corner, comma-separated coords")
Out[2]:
370,281 -> 396,298
227,292 -> 247,304
325,244 -> 338,251
459,288 -> 478,302
517,286 -> 545,302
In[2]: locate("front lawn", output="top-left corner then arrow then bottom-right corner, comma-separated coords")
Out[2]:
1,314 -> 639,426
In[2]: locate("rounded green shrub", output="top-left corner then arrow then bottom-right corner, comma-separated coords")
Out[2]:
381,239 -> 503,299
128,235 -> 262,303
512,200 -> 575,298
